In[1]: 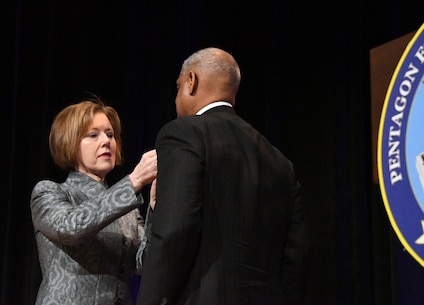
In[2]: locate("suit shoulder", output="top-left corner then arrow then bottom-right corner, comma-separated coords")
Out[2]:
158,116 -> 201,135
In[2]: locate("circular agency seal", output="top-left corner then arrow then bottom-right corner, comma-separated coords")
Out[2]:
378,22 -> 424,266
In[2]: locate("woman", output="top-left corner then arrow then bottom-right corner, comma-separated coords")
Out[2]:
30,97 -> 157,305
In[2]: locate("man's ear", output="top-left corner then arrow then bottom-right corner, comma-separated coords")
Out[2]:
187,71 -> 198,95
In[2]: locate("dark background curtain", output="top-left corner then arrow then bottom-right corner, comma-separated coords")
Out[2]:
2,1 -> 424,304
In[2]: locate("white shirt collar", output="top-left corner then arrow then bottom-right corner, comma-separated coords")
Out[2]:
196,101 -> 233,115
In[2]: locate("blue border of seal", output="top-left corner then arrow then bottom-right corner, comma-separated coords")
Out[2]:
378,22 -> 424,267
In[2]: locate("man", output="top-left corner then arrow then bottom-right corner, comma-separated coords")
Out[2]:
137,47 -> 310,305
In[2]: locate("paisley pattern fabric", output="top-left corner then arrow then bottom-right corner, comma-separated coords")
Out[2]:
30,171 -> 145,305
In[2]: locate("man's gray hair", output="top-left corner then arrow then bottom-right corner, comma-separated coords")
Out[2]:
181,47 -> 241,87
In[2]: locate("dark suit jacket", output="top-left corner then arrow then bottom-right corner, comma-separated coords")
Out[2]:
137,105 -> 310,305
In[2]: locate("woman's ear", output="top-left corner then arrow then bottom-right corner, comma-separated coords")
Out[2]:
187,71 -> 198,95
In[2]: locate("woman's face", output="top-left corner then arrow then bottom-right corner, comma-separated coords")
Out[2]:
77,112 -> 117,181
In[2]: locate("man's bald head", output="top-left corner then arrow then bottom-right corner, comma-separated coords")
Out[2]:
175,47 -> 241,117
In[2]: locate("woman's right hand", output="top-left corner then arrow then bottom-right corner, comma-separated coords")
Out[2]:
149,178 -> 157,210
129,149 -> 157,193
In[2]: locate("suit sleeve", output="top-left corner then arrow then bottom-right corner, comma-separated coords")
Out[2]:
281,180 -> 311,305
137,119 -> 204,305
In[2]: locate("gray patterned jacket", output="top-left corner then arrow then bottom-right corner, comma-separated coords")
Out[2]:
30,170 -> 145,305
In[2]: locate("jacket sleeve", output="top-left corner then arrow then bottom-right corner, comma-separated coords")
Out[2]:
30,175 -> 142,246
281,180 -> 311,305
137,119 -> 204,304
